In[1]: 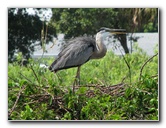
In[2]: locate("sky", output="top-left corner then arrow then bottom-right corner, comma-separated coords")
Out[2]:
22,8 -> 53,21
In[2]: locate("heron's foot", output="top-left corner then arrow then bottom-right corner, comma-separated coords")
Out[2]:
72,76 -> 80,94
73,77 -> 80,85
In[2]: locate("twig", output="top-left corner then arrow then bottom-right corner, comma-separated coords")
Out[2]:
139,53 -> 158,81
151,74 -> 158,78
19,72 -> 33,84
30,84 -> 55,101
23,100 -> 39,106
29,64 -> 40,86
8,85 -> 27,118
117,45 -> 131,85
8,76 -> 19,83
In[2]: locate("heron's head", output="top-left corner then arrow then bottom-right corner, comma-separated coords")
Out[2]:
96,27 -> 126,39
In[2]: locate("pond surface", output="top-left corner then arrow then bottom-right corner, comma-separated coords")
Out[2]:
32,33 -> 159,58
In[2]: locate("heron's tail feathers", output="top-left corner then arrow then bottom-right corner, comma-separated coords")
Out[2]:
48,66 -> 54,72
49,60 -> 59,72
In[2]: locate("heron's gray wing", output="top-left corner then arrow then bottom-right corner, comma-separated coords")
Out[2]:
49,37 -> 95,72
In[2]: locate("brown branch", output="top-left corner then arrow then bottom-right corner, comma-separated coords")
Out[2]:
115,43 -> 131,84
139,53 -> 158,81
8,76 -> 19,83
29,64 -> 40,86
19,72 -> 33,84
36,86 -> 55,100
23,100 -> 39,106
8,84 -> 27,118
151,74 -> 158,78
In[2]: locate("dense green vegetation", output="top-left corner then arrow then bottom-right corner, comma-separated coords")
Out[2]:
8,45 -> 158,120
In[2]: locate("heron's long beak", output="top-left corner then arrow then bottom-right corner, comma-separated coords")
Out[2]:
108,29 -> 126,34
102,27 -> 126,34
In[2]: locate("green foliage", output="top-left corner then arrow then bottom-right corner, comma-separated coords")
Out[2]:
8,48 -> 158,120
8,8 -> 158,61
8,8 -> 56,62
51,8 -> 158,54
144,22 -> 158,32
52,8 -> 116,38
52,8 -> 158,38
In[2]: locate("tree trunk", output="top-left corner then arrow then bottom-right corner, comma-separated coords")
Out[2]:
118,34 -> 129,54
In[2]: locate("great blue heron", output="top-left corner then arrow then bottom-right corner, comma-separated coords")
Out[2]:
49,27 -> 126,87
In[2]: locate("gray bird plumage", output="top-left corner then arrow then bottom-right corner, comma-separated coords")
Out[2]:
49,37 -> 96,72
49,27 -> 126,86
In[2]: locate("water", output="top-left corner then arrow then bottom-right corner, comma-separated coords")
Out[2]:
128,33 -> 158,55
32,33 -> 159,58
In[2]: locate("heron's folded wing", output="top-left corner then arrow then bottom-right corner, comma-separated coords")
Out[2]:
49,41 -> 94,72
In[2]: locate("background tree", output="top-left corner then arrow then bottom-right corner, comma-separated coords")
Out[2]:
132,8 -> 158,32
8,8 -> 158,62
8,8 -> 56,62
51,8 -> 158,54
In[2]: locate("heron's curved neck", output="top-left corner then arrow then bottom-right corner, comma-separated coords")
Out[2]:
91,33 -> 107,59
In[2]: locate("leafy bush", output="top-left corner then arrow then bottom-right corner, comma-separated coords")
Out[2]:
8,48 -> 158,120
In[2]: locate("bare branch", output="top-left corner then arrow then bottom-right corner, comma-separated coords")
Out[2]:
116,44 -> 131,84
19,72 -> 33,84
8,85 -> 27,118
29,64 -> 40,86
139,53 -> 158,81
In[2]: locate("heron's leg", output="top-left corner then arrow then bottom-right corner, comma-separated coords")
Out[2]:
73,66 -> 81,93
76,66 -> 81,85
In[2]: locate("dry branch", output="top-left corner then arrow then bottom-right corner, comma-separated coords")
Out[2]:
29,64 -> 40,85
8,84 -> 27,118
139,53 -> 158,81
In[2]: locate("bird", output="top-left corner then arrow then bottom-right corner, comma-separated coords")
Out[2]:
49,27 -> 126,90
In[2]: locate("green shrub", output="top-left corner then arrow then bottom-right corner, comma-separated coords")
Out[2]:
8,48 -> 158,120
